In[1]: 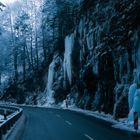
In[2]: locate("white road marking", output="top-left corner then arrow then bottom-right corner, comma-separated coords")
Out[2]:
65,120 -> 72,126
56,114 -> 61,118
84,134 -> 94,140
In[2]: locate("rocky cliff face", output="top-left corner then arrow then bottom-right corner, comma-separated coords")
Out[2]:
46,0 -> 140,119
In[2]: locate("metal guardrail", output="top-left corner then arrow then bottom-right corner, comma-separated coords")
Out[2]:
0,105 -> 23,139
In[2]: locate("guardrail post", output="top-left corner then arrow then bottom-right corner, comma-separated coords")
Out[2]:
4,109 -> 7,120
0,134 -> 1,140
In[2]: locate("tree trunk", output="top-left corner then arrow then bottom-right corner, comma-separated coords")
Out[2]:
35,34 -> 39,69
30,29 -> 34,70
14,51 -> 18,80
25,43 -> 31,70
23,38 -> 26,81
42,26 -> 47,63
10,12 -> 18,81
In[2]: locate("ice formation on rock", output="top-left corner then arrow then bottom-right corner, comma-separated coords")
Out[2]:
133,89 -> 140,112
128,70 -> 140,122
128,83 -> 137,110
63,33 -> 75,86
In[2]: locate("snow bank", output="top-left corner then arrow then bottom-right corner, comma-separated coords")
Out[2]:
68,106 -> 117,124
68,106 -> 140,134
112,121 -> 140,133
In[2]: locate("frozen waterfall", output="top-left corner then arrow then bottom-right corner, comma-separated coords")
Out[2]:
128,70 -> 140,122
63,33 -> 74,86
128,83 -> 137,110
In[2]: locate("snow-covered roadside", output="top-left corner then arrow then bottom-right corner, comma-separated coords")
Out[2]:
66,105 -> 140,134
68,106 -> 117,123
112,120 -> 140,133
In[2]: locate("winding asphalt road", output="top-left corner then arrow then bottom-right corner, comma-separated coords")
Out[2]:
21,107 -> 139,140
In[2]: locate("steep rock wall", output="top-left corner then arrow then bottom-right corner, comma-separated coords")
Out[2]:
46,0 -> 140,118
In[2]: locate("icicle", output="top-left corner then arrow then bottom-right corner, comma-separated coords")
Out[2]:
63,33 -> 75,86
86,29 -> 94,51
78,19 -> 84,38
47,61 -> 55,91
